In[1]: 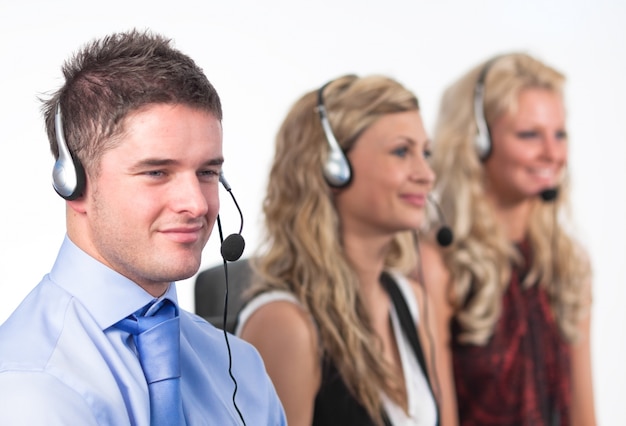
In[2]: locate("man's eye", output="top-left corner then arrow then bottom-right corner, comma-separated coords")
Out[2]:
199,170 -> 219,177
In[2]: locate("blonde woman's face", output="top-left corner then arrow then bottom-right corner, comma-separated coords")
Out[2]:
485,88 -> 567,205
334,110 -> 434,237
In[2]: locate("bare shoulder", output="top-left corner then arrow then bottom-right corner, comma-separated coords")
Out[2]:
417,241 -> 460,425
419,240 -> 451,294
239,298 -> 321,425
239,299 -> 318,354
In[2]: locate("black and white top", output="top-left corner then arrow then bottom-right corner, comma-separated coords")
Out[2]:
235,271 -> 437,426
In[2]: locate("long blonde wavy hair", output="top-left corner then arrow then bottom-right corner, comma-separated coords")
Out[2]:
249,74 -> 420,424
430,53 -> 591,345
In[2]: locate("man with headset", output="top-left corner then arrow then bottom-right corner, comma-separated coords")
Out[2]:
0,29 -> 285,425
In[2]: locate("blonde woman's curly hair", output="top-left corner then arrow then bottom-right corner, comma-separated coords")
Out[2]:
249,74 -> 420,425
430,53 -> 591,345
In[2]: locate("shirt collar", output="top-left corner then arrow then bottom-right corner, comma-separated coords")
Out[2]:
49,235 -> 179,330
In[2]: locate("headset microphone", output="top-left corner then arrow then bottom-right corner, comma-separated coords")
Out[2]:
428,195 -> 454,247
539,187 -> 559,202
436,225 -> 454,248
218,172 -> 246,262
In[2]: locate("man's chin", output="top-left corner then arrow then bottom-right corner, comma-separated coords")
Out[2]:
174,262 -> 203,281
157,258 -> 202,283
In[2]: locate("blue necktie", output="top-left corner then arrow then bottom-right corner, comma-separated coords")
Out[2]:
115,299 -> 185,426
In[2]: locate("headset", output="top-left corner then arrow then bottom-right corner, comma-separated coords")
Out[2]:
53,103 -> 246,265
52,104 -> 86,200
316,80 -> 454,247
316,80 -> 353,188
473,57 -> 559,202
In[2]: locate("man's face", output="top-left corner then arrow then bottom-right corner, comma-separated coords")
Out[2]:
71,103 -> 223,296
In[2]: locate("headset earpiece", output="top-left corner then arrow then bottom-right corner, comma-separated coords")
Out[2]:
473,57 -> 500,161
52,104 -> 86,200
317,81 -> 352,188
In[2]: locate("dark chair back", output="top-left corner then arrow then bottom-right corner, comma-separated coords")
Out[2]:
194,258 -> 253,333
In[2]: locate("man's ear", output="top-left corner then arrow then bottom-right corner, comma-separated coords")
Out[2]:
67,193 -> 88,214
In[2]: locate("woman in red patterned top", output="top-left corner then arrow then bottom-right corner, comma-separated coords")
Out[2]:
420,53 -> 595,426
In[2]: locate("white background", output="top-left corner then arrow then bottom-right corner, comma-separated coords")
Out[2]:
1,0 -> 624,422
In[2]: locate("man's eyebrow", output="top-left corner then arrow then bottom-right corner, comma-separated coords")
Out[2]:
204,157 -> 225,167
130,157 -> 224,169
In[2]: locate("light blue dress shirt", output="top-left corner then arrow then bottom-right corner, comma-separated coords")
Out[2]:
0,236 -> 286,426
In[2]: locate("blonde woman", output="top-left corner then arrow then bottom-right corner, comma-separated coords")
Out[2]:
236,75 -> 455,425
421,53 -> 595,425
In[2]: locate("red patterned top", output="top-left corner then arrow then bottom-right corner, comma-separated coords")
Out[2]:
451,240 -> 571,425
